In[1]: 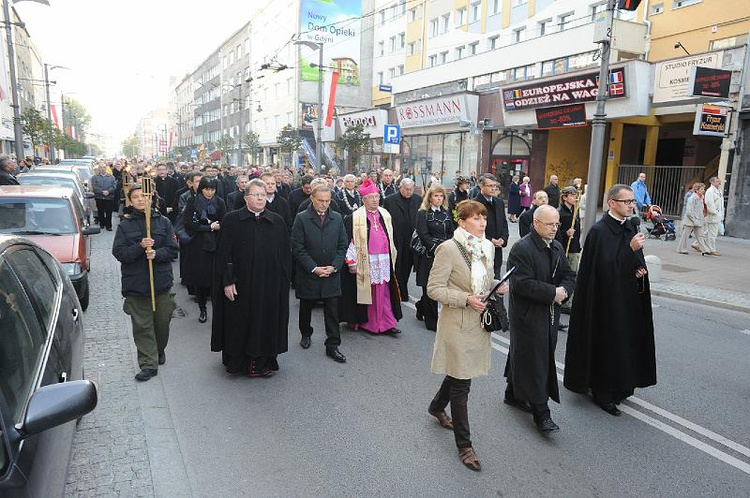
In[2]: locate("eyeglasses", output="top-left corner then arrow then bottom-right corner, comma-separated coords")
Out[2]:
246,193 -> 267,199
535,221 -> 562,228
611,199 -> 635,205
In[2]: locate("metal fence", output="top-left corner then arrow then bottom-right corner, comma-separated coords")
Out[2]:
617,165 -> 705,218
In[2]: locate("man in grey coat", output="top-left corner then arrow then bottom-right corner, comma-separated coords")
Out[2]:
291,184 -> 348,363
504,205 -> 576,433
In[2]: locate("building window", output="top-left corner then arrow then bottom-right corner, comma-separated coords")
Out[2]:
590,2 -> 607,21
539,19 -> 551,36
559,13 -> 573,31
513,27 -> 526,43
377,72 -> 384,85
274,83 -> 280,98
488,35 -> 499,50
398,1 -> 407,16
650,3 -> 664,14
672,0 -> 701,8
287,77 -> 293,95
408,6 -> 421,22
439,51 -> 448,64
286,112 -> 293,126
429,18 -> 439,37
379,9 -> 386,25
456,7 -> 466,26
407,41 -> 417,56
378,41 -> 384,56
470,2 -> 481,22
455,45 -> 464,60
710,34 -> 748,50
428,54 -> 437,67
442,14 -> 450,33
468,41 -> 479,55
399,32 -> 405,49
390,35 -> 397,52
541,60 -> 554,77
512,0 -> 528,5
397,65 -> 404,76
389,67 -> 396,79
491,0 -> 501,15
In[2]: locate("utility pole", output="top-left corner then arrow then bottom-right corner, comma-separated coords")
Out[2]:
44,64 -> 53,161
238,81 -> 243,167
4,0 -> 24,160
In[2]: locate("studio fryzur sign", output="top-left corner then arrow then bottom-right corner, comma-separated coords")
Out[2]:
502,68 -> 627,112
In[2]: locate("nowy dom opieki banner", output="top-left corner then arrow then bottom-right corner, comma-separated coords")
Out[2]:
299,0 -> 362,87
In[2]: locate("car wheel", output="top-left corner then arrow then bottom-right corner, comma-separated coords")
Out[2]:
80,277 -> 90,311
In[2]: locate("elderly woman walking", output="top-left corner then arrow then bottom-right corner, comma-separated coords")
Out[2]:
677,182 -> 711,256
426,200 -> 508,472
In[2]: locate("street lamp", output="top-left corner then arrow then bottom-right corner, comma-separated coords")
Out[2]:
45,64 -> 69,162
295,40 -> 324,172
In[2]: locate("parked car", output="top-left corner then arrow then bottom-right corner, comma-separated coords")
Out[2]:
32,167 -> 95,223
16,172 -> 94,222
0,235 -> 98,497
0,186 -> 100,310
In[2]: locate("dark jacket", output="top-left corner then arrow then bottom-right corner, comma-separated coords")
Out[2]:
383,192 -> 422,252
447,189 -> 468,225
181,194 -> 227,288
505,229 -> 576,404
0,169 -> 19,185
544,183 -> 560,208
267,194 -> 293,232
291,205 -> 348,300
518,205 -> 537,238
337,189 -> 361,217
555,202 -> 581,254
288,187 -> 310,215
379,183 -> 397,205
227,189 -> 245,211
112,210 -> 177,296
415,207 -> 454,287
154,175 -> 181,214
475,194 -> 509,262
508,181 -> 521,215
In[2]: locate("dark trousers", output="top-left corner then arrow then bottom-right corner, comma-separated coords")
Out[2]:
394,248 -> 413,301
196,286 -> 210,308
299,297 -> 341,347
95,198 -> 113,229
429,376 -> 472,449
493,247 -> 504,279
123,293 -> 176,370
418,287 -> 438,331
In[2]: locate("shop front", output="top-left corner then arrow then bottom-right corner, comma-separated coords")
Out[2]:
393,93 -> 479,189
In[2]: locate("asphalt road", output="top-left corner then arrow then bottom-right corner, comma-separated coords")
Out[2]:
146,271 -> 750,497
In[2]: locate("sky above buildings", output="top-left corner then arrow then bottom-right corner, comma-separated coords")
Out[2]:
15,0 -> 268,152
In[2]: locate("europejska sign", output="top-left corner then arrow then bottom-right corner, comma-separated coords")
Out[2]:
502,67 -> 627,112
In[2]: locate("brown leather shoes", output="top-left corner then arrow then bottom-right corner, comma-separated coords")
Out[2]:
459,447 -> 481,471
428,408 -> 453,430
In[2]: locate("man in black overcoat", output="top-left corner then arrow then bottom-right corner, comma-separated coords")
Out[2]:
544,174 -> 560,208
291,184 -> 348,363
555,186 -> 582,318
504,205 -> 576,433
226,175 -> 249,211
474,174 -> 509,278
260,172 -> 293,232
518,190 -> 548,238
288,175 -> 313,215
383,178 -> 422,301
211,179 -> 291,377
154,163 -> 181,223
564,184 -> 656,416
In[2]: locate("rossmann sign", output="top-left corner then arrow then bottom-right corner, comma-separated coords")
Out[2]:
338,110 -> 387,138
396,94 -> 477,129
502,68 -> 627,111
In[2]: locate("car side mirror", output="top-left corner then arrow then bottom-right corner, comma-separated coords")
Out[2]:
18,380 -> 97,437
85,192 -> 95,199
82,226 -> 101,236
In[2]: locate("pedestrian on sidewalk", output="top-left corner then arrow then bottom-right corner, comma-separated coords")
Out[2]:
113,185 -> 178,382
564,184 -> 656,416
518,191 -> 548,238
91,161 -> 117,231
630,172 -> 652,215
291,183 -> 348,363
544,174 -> 560,208
504,205 -> 576,433
704,176 -> 724,256
427,200 -> 509,471
676,182 -> 711,256
211,179 -> 290,376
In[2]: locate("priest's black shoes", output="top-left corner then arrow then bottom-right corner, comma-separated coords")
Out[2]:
135,368 -> 157,382
300,336 -> 311,349
597,401 -> 622,416
198,307 -> 207,323
534,415 -> 560,433
503,392 -> 532,413
326,347 -> 346,363
158,350 -> 166,365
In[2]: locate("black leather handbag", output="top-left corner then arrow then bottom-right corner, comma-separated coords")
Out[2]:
410,229 -> 426,256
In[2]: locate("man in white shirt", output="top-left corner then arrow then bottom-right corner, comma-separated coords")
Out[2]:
704,176 -> 724,256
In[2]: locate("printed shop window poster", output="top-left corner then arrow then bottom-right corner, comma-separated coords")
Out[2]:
299,0 -> 361,86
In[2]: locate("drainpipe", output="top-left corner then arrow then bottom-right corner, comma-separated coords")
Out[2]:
642,0 -> 652,60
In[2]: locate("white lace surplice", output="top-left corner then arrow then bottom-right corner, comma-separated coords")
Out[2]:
345,241 -> 391,285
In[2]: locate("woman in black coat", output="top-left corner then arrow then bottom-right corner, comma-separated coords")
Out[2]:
507,174 -> 521,222
182,177 -> 226,323
415,184 -> 454,331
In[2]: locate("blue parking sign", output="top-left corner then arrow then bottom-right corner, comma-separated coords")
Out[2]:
384,124 -> 400,145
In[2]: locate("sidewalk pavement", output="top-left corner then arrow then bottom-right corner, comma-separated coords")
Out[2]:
506,214 -> 750,314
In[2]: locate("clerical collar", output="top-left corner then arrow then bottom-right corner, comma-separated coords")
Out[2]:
430,205 -> 441,212
608,211 -> 626,224
366,208 -> 379,214
249,208 -> 264,217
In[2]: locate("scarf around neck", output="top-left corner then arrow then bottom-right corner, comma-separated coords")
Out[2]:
453,227 -> 493,295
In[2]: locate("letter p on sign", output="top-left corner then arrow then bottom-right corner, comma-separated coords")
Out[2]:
384,124 -> 401,145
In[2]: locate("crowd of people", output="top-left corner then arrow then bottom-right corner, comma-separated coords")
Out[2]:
17,156 -> 716,472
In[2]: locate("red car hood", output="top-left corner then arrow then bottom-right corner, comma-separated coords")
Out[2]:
26,234 -> 81,264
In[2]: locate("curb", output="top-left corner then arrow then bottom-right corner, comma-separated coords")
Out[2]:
650,289 -> 750,314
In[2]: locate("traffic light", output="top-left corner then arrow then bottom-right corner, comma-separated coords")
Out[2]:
617,0 -> 642,10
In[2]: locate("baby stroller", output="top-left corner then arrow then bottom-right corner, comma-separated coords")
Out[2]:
645,205 -> 676,241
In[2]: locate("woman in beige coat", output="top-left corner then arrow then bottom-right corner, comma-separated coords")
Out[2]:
677,182 -> 710,255
427,200 -> 508,472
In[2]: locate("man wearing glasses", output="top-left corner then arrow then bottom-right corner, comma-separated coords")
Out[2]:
504,205 -> 576,433
564,184 -> 656,417
474,174 -> 509,278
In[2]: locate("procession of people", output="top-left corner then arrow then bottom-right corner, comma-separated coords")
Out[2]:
105,157 -> 673,473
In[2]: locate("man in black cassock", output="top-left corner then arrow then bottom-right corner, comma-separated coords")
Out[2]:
518,190 -> 548,238
563,184 -> 656,416
474,174 -> 509,278
211,179 -> 290,377
288,175 -> 313,215
504,205 -> 576,433
383,178 -> 422,301
260,172 -> 293,232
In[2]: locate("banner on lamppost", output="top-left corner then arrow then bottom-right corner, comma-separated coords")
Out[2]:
298,0 -> 361,86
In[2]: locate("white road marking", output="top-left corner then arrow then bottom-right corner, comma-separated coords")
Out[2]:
739,330 -> 750,336
489,335 -> 750,475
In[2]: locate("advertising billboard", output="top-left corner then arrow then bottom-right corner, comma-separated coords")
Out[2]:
299,0 -> 361,86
